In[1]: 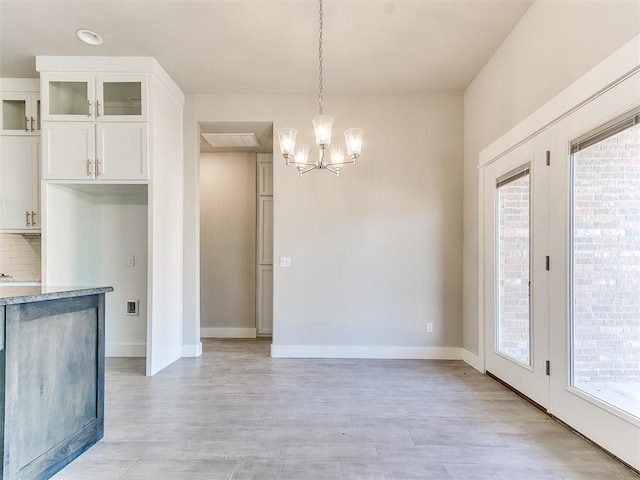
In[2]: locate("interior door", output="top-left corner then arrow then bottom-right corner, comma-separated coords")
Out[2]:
483,131 -> 550,408
549,71 -> 640,469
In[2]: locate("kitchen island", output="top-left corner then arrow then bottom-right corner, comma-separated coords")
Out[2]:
0,286 -> 113,480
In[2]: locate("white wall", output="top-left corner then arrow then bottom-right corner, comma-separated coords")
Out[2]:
184,92 -> 463,357
200,152 -> 257,333
43,185 -> 148,356
463,0 -> 640,356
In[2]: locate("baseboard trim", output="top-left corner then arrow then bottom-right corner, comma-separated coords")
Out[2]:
106,343 -> 146,357
182,342 -> 203,357
201,327 -> 257,338
270,345 -> 463,360
462,349 -> 484,373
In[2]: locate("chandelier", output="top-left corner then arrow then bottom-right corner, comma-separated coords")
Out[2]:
278,0 -> 363,176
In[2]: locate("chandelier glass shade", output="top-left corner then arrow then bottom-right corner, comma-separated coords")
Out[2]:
278,0 -> 363,176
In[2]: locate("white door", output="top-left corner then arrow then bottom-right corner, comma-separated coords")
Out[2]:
96,123 -> 148,180
549,71 -> 640,468
42,122 -> 95,180
483,131 -> 550,408
0,137 -> 37,230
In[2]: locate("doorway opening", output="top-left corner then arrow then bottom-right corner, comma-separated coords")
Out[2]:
198,121 -> 273,339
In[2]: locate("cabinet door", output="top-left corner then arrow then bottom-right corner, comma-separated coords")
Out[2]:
96,123 -> 148,180
0,137 -> 38,231
257,265 -> 273,336
257,161 -> 273,195
257,197 -> 273,264
42,122 -> 95,180
41,74 -> 95,122
96,75 -> 148,122
0,93 -> 30,135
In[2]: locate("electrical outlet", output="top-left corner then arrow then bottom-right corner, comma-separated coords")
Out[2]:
126,300 -> 139,316
127,255 -> 135,267
427,322 -> 434,333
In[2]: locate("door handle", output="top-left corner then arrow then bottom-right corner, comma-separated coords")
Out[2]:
87,100 -> 93,117
31,211 -> 36,226
30,116 -> 35,132
25,116 -> 29,132
87,159 -> 94,177
96,159 -> 103,176
26,211 -> 31,227
96,100 -> 101,118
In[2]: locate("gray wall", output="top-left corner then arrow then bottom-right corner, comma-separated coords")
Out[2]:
200,152 -> 257,330
462,0 -> 640,354
184,92 -> 464,351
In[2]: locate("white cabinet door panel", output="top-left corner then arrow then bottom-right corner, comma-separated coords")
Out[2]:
0,137 -> 37,230
96,123 -> 148,180
257,265 -> 273,336
258,197 -> 273,265
43,122 -> 94,180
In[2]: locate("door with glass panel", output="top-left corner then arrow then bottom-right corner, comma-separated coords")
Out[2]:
549,72 -> 640,469
484,132 -> 550,408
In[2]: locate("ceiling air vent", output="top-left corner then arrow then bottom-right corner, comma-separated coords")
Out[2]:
201,133 -> 260,148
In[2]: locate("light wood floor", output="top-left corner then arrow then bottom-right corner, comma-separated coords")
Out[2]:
53,339 -> 638,480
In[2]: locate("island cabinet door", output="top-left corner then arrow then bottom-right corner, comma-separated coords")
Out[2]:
3,294 -> 105,480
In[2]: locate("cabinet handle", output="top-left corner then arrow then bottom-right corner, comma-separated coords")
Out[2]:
30,116 -> 35,132
96,159 -> 103,176
25,116 -> 29,132
31,211 -> 36,226
96,100 -> 101,118
87,100 -> 93,117
87,159 -> 94,177
25,211 -> 31,227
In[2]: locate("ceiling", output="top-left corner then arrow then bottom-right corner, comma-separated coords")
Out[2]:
0,0 -> 534,95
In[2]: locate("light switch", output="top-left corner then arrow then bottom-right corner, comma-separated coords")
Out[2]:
280,256 -> 291,268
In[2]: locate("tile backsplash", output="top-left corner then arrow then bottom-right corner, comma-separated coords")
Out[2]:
0,234 -> 41,281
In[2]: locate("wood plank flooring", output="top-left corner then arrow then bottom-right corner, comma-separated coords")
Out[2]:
53,339 -> 638,480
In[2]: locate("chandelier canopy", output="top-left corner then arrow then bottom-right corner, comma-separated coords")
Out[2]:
278,0 -> 363,176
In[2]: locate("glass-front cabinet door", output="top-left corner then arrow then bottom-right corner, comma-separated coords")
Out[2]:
96,75 -> 147,121
0,93 -> 40,134
42,74 -> 95,122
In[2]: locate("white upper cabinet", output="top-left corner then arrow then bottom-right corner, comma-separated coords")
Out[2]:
0,92 -> 40,135
42,122 -> 148,181
42,73 -> 147,122
0,136 -> 40,232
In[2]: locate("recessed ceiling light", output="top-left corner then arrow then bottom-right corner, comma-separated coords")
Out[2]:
76,29 -> 103,46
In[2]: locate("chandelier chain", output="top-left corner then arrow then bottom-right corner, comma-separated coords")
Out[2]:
318,0 -> 323,115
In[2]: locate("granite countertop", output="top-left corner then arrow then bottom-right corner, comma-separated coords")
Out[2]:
0,286 -> 114,305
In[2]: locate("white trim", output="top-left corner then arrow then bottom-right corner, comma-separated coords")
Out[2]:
479,34 -> 640,168
201,327 -> 257,338
0,78 -> 40,91
270,345 -> 462,360
182,342 -> 203,357
462,349 -> 484,373
106,343 -> 146,357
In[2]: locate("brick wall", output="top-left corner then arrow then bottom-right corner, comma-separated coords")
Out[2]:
498,174 -> 531,364
0,233 -> 41,281
573,124 -> 640,385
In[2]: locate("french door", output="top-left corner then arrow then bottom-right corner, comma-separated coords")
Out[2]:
484,70 -> 640,470
549,71 -> 640,468
483,132 -> 549,408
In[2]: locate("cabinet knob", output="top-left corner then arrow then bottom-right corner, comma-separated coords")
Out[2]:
96,159 -> 103,176
25,116 -> 29,132
25,211 -> 31,227
31,211 -> 36,226
87,159 -> 94,177
87,100 -> 93,117
96,100 -> 101,118
30,117 -> 35,132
